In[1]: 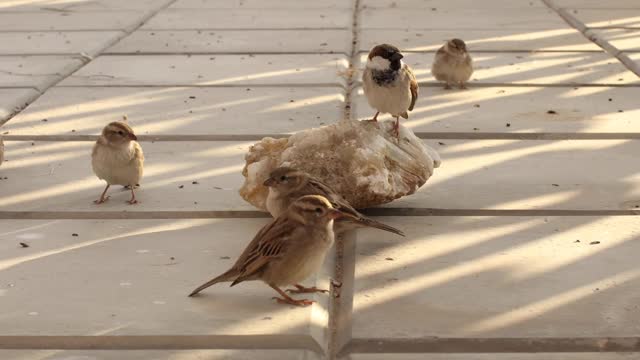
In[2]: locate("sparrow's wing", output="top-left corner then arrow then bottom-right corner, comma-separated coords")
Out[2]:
406,65 -> 419,111
231,216 -> 294,285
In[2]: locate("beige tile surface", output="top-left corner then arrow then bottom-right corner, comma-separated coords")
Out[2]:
361,0 -> 545,7
588,28 -> 640,51
0,88 -> 39,123
0,350 -> 313,360
0,0 -> 169,11
0,56 -> 83,91
0,11 -> 146,31
567,8 -> 640,28
0,31 -> 123,56
553,0 -> 640,8
350,354 -> 639,359
171,0 -> 349,8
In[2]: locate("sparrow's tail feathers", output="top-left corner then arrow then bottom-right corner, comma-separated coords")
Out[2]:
188,268 -> 238,297
360,218 -> 405,237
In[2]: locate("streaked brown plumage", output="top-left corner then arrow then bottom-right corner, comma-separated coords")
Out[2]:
431,38 -> 473,90
263,167 -> 405,237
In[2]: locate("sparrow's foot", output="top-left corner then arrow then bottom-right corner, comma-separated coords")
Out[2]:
459,83 -> 468,90
127,199 -> 139,205
272,296 -> 315,307
93,196 -> 110,205
286,284 -> 328,294
444,84 -> 452,90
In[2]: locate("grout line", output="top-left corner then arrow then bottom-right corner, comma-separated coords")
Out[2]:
5,133 -> 640,142
341,337 -> 640,355
102,51 -> 350,55
1,208 -> 638,220
0,335 -> 323,352
54,83 -> 346,88
543,0 -> 640,77
0,0 -> 178,126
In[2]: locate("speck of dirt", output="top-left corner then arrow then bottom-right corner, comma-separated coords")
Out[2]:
41,118 -> 48,122
608,98 -> 613,102
220,256 -> 231,260
552,184 -> 559,187
72,233 -> 78,237
547,110 -> 557,114
473,127 -> 479,131
473,104 -> 480,108
438,142 -> 446,146
192,181 -> 199,185
170,257 -> 175,260
289,99 -> 295,103
385,257 -> 394,261
178,185 -> 184,189
19,242 -> 29,248
506,123 -> 511,127
618,110 -> 624,113
590,241 -> 601,245
574,240 -> 581,243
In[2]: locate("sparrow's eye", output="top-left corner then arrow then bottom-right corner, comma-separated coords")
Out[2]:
280,175 -> 287,181
315,207 -> 323,214
118,131 -> 124,135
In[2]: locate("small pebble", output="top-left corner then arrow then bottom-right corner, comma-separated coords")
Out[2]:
574,240 -> 581,243
590,241 -> 601,245
178,185 -> 184,189
72,233 -> 78,237
547,110 -> 557,114
506,123 -> 511,127
19,242 -> 29,248
552,184 -> 559,187
385,257 -> 394,261
192,181 -> 199,185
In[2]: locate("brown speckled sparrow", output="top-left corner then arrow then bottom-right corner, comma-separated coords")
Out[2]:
91,121 -> 144,205
188,195 -> 356,307
362,43 -> 418,139
431,39 -> 473,90
264,167 -> 404,237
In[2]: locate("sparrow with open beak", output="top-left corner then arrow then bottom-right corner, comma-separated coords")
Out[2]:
91,121 -> 144,205
188,195 -> 356,306
263,167 -> 405,237
362,43 -> 418,139
431,38 -> 473,90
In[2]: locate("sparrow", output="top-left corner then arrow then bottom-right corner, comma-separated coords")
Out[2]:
263,167 -> 405,237
188,195 -> 356,307
91,121 -> 144,205
362,43 -> 418,139
431,38 -> 473,90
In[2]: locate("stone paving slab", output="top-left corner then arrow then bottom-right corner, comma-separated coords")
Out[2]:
588,29 -> 640,52
0,219 -> 330,340
0,350 -> 312,360
0,11 -> 146,31
353,86 -> 640,134
567,9 -> 640,28
2,87 -> 344,136
360,0 -> 546,8
553,0 -> 640,8
0,0 -> 168,11
108,30 -> 350,54
360,8 -> 569,30
0,31 -> 123,56
171,0 -> 349,8
350,354 -> 638,359
60,55 -> 349,86
3,139 -> 640,213
0,56 -> 84,91
142,9 -> 350,30
359,29 -> 601,52
352,216 -> 640,338
0,88 -> 39,123
357,52 -> 639,85
0,141 -> 252,212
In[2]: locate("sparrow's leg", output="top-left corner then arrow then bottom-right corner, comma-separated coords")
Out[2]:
459,81 -> 467,90
286,284 -> 328,294
270,284 -> 314,306
393,116 -> 400,139
444,82 -> 452,90
94,184 -> 111,204
372,111 -> 379,122
127,186 -> 138,205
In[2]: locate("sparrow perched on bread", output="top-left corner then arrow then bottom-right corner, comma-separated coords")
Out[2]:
263,167 -> 405,237
188,195 -> 356,306
431,39 -> 473,90
91,121 -> 144,204
362,43 -> 418,139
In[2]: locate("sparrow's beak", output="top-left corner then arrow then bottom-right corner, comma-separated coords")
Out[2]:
127,133 -> 138,141
390,52 -> 404,62
263,177 -> 275,187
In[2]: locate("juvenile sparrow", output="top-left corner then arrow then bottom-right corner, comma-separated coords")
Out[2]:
362,43 -> 418,139
188,195 -> 355,307
91,121 -> 144,205
431,38 -> 473,90
263,167 -> 405,237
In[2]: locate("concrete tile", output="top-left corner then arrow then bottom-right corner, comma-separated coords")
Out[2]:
108,29 -> 350,54
0,11 -> 146,31
589,28 -> 640,52
142,9 -> 349,30
0,88 -> 39,123
0,219 -> 331,341
0,31 -> 122,56
353,86 -> 640,134
3,87 -> 344,136
360,8 -> 569,30
357,52 -> 639,85
0,350 -> 312,360
361,0 -> 545,8
0,0 -> 167,11
390,139 -> 640,211
567,9 -> 640,28
350,354 -> 639,359
353,216 -> 640,337
172,0 -> 349,8
359,29 -> 601,52
553,0 -> 640,8
0,56 -> 83,91
0,141 -> 253,212
60,55 -> 349,86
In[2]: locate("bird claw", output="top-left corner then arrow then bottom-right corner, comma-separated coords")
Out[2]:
93,196 -> 110,205
127,199 -> 139,205
286,285 -> 328,294
272,296 -> 315,307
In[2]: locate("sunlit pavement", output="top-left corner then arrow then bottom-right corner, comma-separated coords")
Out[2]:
0,0 -> 639,359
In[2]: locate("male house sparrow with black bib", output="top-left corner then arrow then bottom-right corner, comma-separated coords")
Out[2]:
91,121 -> 144,205
263,167 -> 405,237
431,38 -> 473,90
188,195 -> 356,307
362,43 -> 418,139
